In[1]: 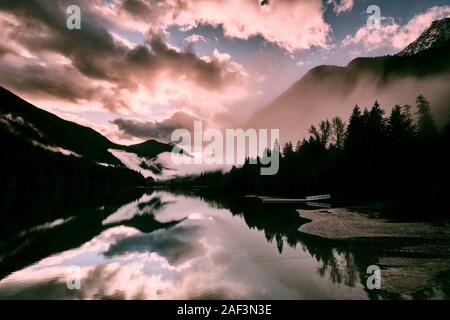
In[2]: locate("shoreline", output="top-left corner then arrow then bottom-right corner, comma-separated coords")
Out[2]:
297,208 -> 450,299
297,208 -> 450,240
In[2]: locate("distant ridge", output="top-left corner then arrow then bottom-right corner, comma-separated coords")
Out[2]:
0,86 -> 175,166
398,18 -> 450,56
247,18 -> 450,143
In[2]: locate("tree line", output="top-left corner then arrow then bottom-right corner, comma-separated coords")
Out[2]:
163,95 -> 450,216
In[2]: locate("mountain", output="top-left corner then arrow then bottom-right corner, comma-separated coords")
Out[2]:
0,86 -> 176,166
247,18 -> 450,143
123,140 -> 174,160
0,86 -> 182,204
0,86 -> 189,244
0,86 -> 123,166
398,18 -> 450,56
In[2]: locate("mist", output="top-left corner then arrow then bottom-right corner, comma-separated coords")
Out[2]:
246,70 -> 450,144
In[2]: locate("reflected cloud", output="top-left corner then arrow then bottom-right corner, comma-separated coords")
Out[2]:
105,225 -> 203,266
4,191 -> 443,300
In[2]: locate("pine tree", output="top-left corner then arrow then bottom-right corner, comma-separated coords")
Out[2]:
388,105 -> 415,145
365,101 -> 387,155
345,105 -> 363,151
282,142 -> 294,158
416,95 -> 438,141
368,101 -> 386,136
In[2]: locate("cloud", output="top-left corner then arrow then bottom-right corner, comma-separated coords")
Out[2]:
0,42 -> 11,58
327,0 -> 353,14
342,6 -> 450,52
127,38 -> 246,91
185,34 -> 207,44
95,0 -> 331,53
113,111 -> 200,141
0,62 -> 100,103
0,0 -> 247,114
0,0 -> 334,141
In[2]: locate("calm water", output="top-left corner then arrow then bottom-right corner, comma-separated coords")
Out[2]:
0,190 -> 447,299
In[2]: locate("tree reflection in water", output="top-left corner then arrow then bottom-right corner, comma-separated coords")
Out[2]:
1,188 -> 449,299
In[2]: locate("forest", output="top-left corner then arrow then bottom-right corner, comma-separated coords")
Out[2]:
162,95 -> 450,217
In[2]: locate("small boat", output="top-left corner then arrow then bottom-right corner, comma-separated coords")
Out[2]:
262,194 -> 331,204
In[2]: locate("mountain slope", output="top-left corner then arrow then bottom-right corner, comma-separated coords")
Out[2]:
247,18 -> 450,143
398,18 -> 450,56
0,86 -> 152,194
123,139 -> 174,160
0,86 -> 124,165
0,86 -> 176,167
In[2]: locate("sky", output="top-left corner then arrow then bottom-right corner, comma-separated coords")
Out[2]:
1,0 -> 450,144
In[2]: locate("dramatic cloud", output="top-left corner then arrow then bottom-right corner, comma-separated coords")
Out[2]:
1,0 -> 447,147
327,0 -> 353,14
112,108 -> 241,143
113,111 -> 200,141
342,6 -> 450,51
0,62 -> 98,103
0,0 -> 248,114
93,0 -> 332,53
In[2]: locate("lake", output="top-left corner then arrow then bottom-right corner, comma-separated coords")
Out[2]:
0,190 -> 449,299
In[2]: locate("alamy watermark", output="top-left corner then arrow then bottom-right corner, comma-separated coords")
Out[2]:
171,121 -> 280,176
366,265 -> 381,290
66,5 -> 81,30
367,5 -> 381,30
66,266 -> 81,290
65,3 -> 382,31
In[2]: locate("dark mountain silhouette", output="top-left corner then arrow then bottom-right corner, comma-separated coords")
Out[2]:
0,86 -> 182,215
0,122 -> 149,224
0,86 -> 122,165
0,86 -> 175,165
123,139 -> 174,160
247,18 -> 450,143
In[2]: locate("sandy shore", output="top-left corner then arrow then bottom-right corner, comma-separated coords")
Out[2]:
298,208 -> 450,299
298,208 -> 450,240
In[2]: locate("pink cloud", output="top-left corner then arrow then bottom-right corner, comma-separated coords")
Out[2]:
327,0 -> 354,14
0,0 -> 333,137
185,34 -> 207,44
342,6 -> 450,52
92,0 -> 331,53
0,1 -> 249,119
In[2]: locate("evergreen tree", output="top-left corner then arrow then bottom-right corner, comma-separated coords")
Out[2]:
368,101 -> 386,140
165,96 -> 449,217
388,105 -> 415,145
282,142 -> 294,158
345,105 -> 363,152
416,95 -> 438,141
295,139 -> 304,153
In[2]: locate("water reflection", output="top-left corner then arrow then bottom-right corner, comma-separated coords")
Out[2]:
0,190 -> 448,299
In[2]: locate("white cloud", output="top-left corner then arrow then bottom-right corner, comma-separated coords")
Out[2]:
327,0 -> 354,14
93,0 -> 332,53
342,6 -> 450,52
185,34 -> 207,44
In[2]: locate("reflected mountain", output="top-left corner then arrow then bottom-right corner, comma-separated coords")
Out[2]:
0,190 -> 184,281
